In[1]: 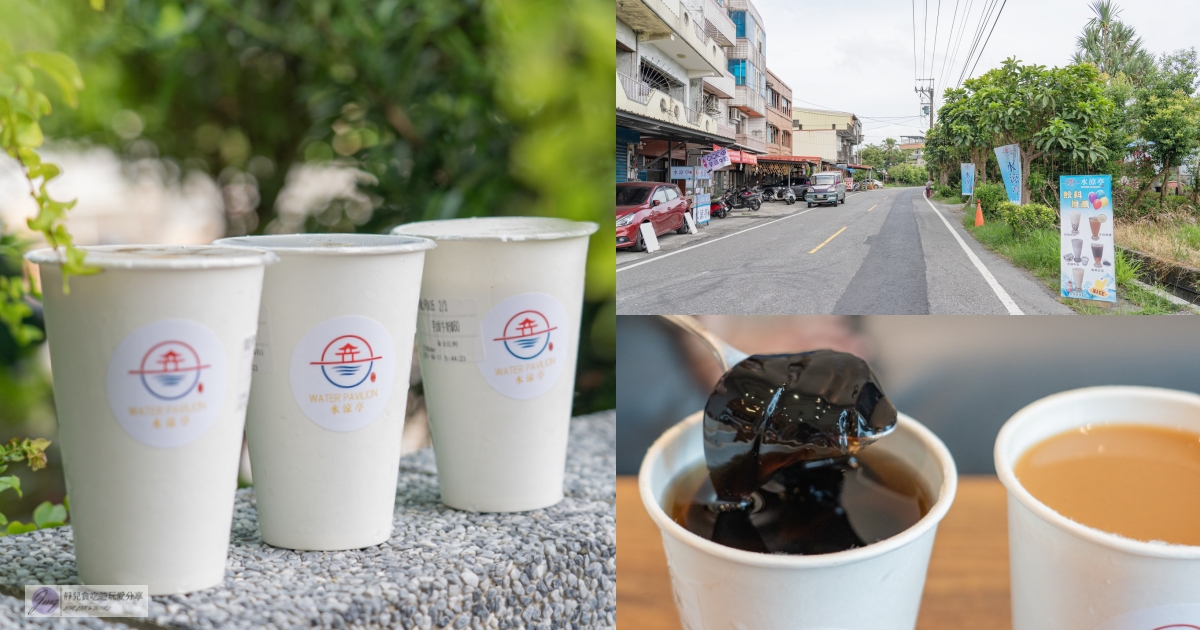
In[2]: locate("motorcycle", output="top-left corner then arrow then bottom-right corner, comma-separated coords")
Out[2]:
763,186 -> 796,205
709,195 -> 729,219
721,188 -> 761,212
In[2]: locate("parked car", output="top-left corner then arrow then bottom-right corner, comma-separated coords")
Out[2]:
616,182 -> 690,251
806,171 -> 847,207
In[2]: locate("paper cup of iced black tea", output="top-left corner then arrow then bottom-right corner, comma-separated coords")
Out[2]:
391,217 -> 597,512
638,411 -> 957,630
996,386 -> 1200,630
27,245 -> 276,595
214,234 -> 434,550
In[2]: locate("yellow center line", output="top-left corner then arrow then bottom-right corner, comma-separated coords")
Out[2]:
868,204 -> 877,212
809,227 -> 848,254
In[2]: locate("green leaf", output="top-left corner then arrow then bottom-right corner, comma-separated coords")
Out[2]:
90,0 -> 105,9
5,521 -> 37,535
0,475 -> 20,498
62,495 -> 69,513
0,512 -> 7,527
14,114 -> 43,148
22,52 -> 83,108
32,501 -> 66,528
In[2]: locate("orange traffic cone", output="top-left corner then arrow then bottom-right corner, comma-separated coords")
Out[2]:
975,199 -> 984,227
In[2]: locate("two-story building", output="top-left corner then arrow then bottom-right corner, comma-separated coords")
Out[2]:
791,107 -> 863,165
764,68 -> 791,157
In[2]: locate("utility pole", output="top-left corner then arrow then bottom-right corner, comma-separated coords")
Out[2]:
914,78 -> 934,131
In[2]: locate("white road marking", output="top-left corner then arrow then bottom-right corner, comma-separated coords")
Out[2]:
616,192 -> 869,273
920,193 -> 1025,315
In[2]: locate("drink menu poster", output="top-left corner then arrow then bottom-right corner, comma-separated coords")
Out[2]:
1059,175 -> 1116,304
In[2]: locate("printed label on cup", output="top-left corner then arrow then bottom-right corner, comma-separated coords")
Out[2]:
253,305 -> 274,375
416,297 -> 482,363
105,319 -> 228,448
289,316 -> 395,432
1093,603 -> 1200,630
477,292 -> 567,400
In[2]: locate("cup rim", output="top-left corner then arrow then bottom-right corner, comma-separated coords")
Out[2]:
391,217 -> 599,242
994,385 -> 1200,560
25,244 -> 278,269
213,233 -> 436,256
638,411 -> 958,569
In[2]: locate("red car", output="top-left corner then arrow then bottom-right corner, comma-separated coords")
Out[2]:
616,181 -> 690,251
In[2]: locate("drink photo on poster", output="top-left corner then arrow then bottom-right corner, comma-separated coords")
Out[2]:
1060,176 -> 1117,304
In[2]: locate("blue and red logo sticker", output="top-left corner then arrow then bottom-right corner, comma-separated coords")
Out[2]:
289,316 -> 396,432
494,311 -> 558,360
310,335 -> 381,388
477,293 -> 568,400
106,320 -> 228,449
128,341 -> 211,400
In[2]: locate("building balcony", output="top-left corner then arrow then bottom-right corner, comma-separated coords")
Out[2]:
617,0 -> 724,77
703,71 -> 735,99
617,73 -> 733,141
736,132 -> 766,153
716,121 -> 737,138
732,85 -> 765,116
689,0 -> 736,46
726,0 -> 764,27
728,40 -> 765,71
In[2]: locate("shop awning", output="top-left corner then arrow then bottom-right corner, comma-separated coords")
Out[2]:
757,155 -> 822,166
710,145 -> 757,165
617,109 -> 737,146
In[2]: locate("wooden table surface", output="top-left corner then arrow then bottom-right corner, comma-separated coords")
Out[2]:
617,475 -> 1011,629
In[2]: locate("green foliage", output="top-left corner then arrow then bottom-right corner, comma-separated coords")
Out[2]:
0,39 -> 95,292
0,437 -> 67,535
1129,49 -> 1200,206
860,138 -> 908,169
1071,1 -> 1155,82
888,163 -> 928,186
999,201 -> 1058,237
973,183 -> 1008,219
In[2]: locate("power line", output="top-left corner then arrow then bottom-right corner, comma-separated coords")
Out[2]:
956,0 -> 1001,87
942,0 -> 976,89
936,0 -> 964,89
966,0 -> 1008,81
912,0 -> 919,82
927,0 -> 943,80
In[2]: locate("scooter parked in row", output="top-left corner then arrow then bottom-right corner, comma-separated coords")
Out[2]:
709,195 -> 729,219
762,185 -> 796,204
723,187 -> 762,211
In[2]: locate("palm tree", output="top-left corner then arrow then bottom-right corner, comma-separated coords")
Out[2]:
1072,0 -> 1155,83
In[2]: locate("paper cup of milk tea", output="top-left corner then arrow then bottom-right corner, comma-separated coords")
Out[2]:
996,386 -> 1200,630
27,245 -> 276,595
213,234 -> 434,550
391,217 -> 598,512
638,411 -> 958,630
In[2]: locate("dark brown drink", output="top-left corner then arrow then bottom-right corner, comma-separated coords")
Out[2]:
689,350 -> 910,555
665,448 -> 932,555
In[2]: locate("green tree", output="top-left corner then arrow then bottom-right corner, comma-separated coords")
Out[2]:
937,85 -> 991,187
1071,0 -> 1155,84
1130,49 -> 1200,206
969,59 -> 1114,204
860,138 -> 906,170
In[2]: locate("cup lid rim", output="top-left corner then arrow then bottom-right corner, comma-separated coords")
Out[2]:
214,233 -> 436,255
25,245 -> 279,270
995,385 -> 1200,559
391,217 -> 599,242
637,411 -> 959,569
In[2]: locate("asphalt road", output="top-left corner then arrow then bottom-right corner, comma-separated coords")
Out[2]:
615,187 -> 1073,315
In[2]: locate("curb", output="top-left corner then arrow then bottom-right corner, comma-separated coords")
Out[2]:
1118,247 -> 1200,305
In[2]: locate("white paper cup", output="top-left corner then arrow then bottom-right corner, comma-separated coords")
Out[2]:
213,234 -> 435,550
639,411 -> 957,630
995,386 -> 1200,630
27,245 -> 277,595
391,217 -> 598,512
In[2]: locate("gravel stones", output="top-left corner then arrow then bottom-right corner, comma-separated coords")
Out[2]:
0,412 -> 615,629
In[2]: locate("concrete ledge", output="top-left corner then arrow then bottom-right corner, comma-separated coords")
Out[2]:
1119,247 -> 1200,304
0,412 -> 616,629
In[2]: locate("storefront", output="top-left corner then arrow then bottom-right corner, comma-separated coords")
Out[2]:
753,155 -> 822,188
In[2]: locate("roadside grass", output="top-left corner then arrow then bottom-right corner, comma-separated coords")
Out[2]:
959,208 -> 1183,314
1115,221 -> 1200,269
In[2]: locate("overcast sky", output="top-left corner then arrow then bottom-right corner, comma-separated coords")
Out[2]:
754,0 -> 1200,146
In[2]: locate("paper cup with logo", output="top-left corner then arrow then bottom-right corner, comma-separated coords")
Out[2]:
214,234 -> 435,550
639,411 -> 957,630
26,245 -> 276,595
390,217 -> 598,512
995,386 -> 1200,630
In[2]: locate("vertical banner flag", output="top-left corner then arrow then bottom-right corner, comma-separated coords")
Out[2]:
1059,175 -> 1116,304
960,163 -> 975,196
994,144 -> 1022,203
701,148 -> 732,171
